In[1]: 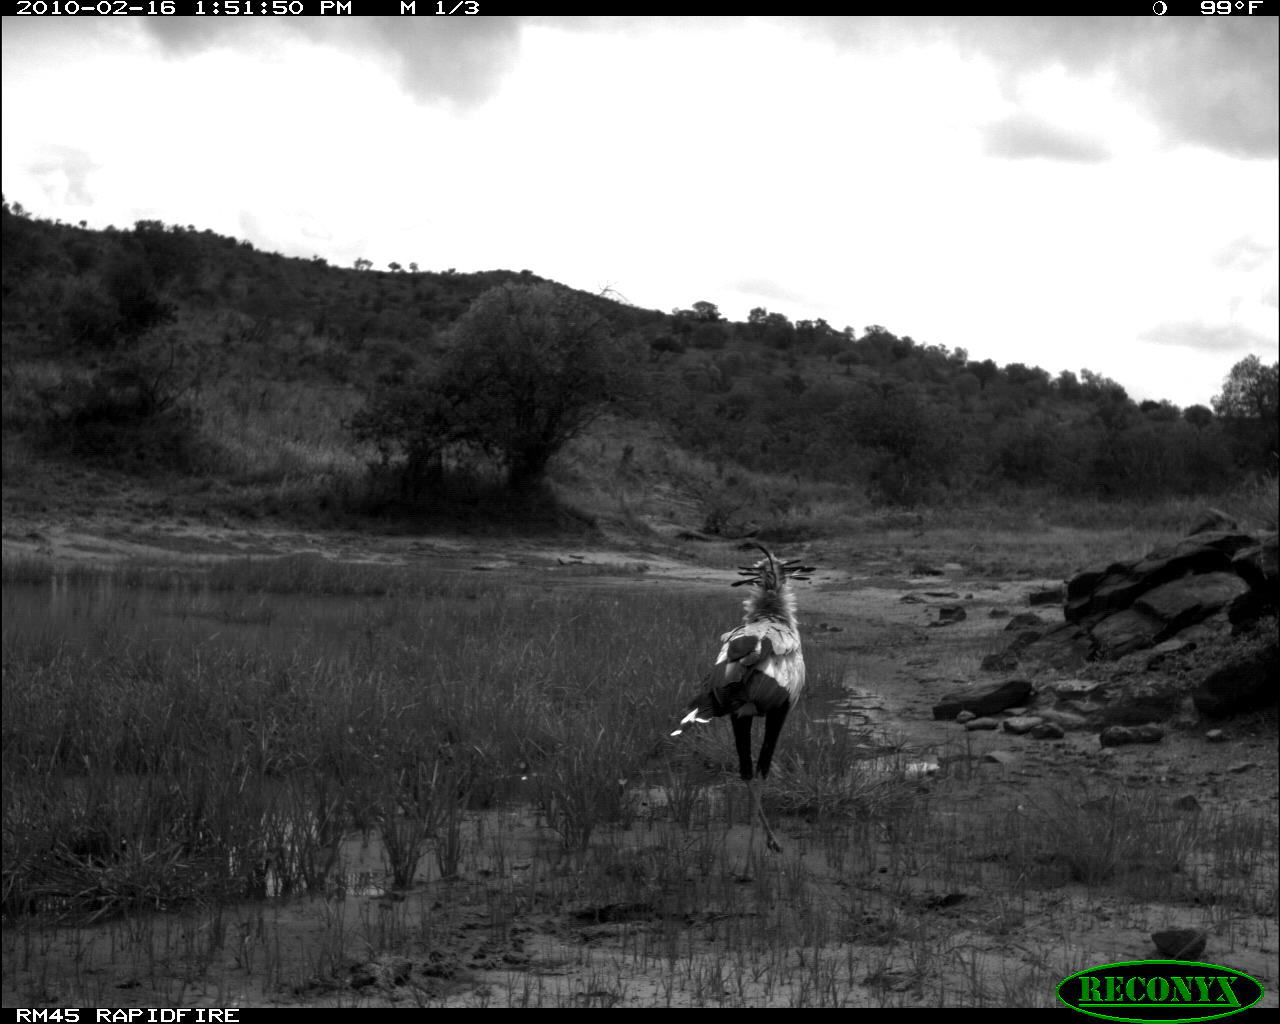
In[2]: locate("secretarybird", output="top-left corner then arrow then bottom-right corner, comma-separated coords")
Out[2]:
671,544 -> 814,853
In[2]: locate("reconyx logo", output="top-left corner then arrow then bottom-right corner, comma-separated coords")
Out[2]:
1058,960 -> 1264,1022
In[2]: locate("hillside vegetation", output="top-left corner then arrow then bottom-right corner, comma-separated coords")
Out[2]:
2,197 -> 1275,536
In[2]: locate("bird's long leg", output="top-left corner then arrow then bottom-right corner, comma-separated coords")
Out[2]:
753,705 -> 789,854
731,715 -> 764,870
749,777 -> 782,853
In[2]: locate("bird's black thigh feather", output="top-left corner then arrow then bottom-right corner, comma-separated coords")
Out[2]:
757,703 -> 790,779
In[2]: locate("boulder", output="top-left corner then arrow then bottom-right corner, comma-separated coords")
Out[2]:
1193,643 -> 1278,718
931,605 -> 966,626
1188,509 -> 1238,535
1051,679 -> 1100,699
1090,607 -> 1163,659
1151,928 -> 1207,960
933,679 -> 1033,720
1133,573 -> 1250,638
1037,709 -> 1088,731
1100,724 -> 1164,746
1232,531 -> 1278,609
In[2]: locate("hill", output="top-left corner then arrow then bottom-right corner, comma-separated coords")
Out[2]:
2,197 -> 1275,539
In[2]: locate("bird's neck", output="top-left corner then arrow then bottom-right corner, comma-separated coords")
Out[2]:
742,585 -> 798,629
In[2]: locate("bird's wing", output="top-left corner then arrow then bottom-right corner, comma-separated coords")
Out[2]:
714,620 -> 804,698
675,620 -> 805,733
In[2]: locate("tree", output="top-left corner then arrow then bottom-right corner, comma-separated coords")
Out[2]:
353,284 -> 632,495
1211,355 -> 1279,469
1212,355 -> 1278,421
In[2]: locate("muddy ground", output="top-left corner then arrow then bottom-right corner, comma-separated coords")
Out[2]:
2,485 -> 1276,1009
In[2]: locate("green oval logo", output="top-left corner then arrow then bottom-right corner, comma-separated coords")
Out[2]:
1058,960 -> 1265,1022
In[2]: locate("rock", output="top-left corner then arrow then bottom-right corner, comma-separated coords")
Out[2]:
1100,724 -> 1164,747
964,717 -> 1000,731
1189,509 -> 1238,535
1104,680 -> 1182,724
983,750 -> 1017,765
931,605 -> 966,626
1193,643 -> 1278,718
1100,726 -> 1133,747
1228,589 -> 1272,628
1147,639 -> 1195,669
1172,794 -> 1202,813
1061,699 -> 1103,717
1002,716 -> 1043,734
1134,573 -> 1250,638
1204,729 -> 1226,743
1090,607 -> 1164,659
1030,722 -> 1065,739
900,593 -> 925,604
1037,709 -> 1087,731
1014,622 -> 1093,671
1066,569 -> 1149,623
1227,761 -> 1258,774
1232,532 -> 1278,609
955,710 -> 976,723
933,679 -> 1033,720
1151,928 -> 1208,960
1029,586 -> 1065,606
980,650 -> 1020,672
1004,612 -> 1044,631
988,608 -> 1010,619
1064,534 -> 1255,624
1052,679 -> 1100,699
1170,530 -> 1259,559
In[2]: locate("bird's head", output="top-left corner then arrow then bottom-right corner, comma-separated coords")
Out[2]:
732,544 -> 815,591
732,544 -> 815,624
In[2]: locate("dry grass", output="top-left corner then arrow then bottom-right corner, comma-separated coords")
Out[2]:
4,557 -> 1275,1007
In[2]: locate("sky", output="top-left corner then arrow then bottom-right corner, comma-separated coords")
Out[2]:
2,15 -> 1276,409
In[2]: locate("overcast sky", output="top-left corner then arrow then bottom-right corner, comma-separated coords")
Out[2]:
3,16 -> 1276,408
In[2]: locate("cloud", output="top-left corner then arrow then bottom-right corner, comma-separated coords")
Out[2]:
731,278 -> 810,309
806,16 -> 1278,159
1139,320 -> 1272,354
140,17 -> 522,107
982,112 -> 1110,162
1140,21 -> 1279,160
1211,235 -> 1276,273
27,145 -> 100,207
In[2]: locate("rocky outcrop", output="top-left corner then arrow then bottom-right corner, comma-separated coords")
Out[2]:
995,522 -> 1276,670
976,516 -> 1277,728
1064,531 -> 1258,628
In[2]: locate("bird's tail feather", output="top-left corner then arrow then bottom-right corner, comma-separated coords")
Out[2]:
670,687 -> 726,737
